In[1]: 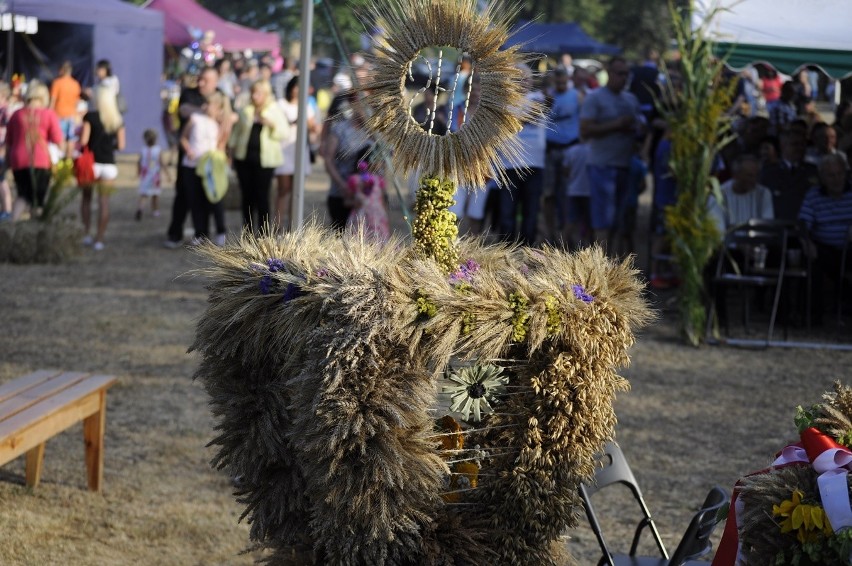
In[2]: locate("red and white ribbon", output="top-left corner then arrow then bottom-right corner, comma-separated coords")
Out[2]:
713,428 -> 852,566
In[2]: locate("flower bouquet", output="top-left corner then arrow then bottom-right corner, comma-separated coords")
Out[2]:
715,382 -> 852,565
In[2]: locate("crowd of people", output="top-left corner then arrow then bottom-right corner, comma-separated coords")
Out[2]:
408,50 -> 852,324
2,48 -> 852,324
0,59 -> 125,251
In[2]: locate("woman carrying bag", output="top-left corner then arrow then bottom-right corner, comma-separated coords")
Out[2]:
229,79 -> 288,234
79,86 -> 125,251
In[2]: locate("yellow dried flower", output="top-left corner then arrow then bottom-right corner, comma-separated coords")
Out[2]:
773,489 -> 833,544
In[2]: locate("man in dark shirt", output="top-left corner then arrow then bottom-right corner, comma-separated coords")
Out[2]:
410,86 -> 448,136
760,130 -> 818,220
164,66 -> 219,247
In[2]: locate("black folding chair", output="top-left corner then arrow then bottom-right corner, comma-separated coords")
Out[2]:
579,442 -> 668,565
581,445 -> 729,566
706,219 -> 790,343
776,220 -> 813,333
665,487 -> 729,565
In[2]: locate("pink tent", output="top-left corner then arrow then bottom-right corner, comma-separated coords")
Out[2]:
143,0 -> 279,52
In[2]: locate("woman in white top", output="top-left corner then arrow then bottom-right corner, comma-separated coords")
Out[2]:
180,91 -> 231,245
273,75 -> 317,231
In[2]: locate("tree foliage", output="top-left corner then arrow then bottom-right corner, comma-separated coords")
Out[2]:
124,0 -> 674,61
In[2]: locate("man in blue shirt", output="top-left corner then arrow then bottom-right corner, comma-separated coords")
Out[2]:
543,65 -> 580,244
580,56 -> 644,251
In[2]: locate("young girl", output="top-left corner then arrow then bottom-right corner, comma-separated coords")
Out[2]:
180,91 -> 231,245
136,128 -> 171,220
345,150 -> 389,241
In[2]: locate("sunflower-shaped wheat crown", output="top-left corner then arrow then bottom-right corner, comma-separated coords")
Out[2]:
359,0 -> 541,190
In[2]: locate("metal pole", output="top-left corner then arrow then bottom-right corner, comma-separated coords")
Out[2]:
4,0 -> 12,83
292,0 -> 313,230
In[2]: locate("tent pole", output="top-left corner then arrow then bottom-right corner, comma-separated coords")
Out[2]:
4,0 -> 13,83
292,0 -> 313,230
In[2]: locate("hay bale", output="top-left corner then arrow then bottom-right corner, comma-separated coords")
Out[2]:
9,221 -> 39,264
36,218 -> 82,263
0,222 -> 12,262
4,219 -> 82,264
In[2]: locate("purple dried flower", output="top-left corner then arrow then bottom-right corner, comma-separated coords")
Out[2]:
259,275 -> 273,295
449,258 -> 481,286
316,268 -> 328,278
282,282 -> 303,302
572,284 -> 594,303
266,258 -> 286,273
520,264 -> 530,277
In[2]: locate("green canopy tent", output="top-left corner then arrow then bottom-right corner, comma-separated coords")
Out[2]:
698,0 -> 852,79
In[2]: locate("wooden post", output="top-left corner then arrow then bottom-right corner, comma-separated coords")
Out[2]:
24,442 -> 45,488
82,390 -> 107,492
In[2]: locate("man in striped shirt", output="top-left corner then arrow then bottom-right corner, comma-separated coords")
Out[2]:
798,153 -> 852,321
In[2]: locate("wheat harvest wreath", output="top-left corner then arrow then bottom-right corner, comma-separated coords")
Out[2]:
192,1 -> 652,564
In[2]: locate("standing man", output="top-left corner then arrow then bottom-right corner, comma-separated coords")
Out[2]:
543,65 -> 580,244
49,61 -> 81,158
164,65 -> 219,248
498,64 -> 545,246
580,56 -> 644,251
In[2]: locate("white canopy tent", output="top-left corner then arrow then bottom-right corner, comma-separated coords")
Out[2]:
697,0 -> 852,79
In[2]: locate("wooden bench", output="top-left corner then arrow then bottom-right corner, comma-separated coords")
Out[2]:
0,370 -> 117,492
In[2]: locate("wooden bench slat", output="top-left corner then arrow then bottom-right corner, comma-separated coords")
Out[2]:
0,372 -> 92,424
0,371 -> 117,492
0,391 -> 105,467
0,369 -> 65,403
0,375 -> 116,448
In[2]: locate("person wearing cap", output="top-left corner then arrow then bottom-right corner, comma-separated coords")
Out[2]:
332,71 -> 353,94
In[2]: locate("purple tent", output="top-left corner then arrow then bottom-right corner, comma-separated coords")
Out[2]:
2,0 -> 164,153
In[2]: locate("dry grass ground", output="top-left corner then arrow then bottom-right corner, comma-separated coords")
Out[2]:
0,155 -> 850,565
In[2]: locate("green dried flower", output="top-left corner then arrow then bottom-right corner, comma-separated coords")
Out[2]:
794,404 -> 818,433
412,174 -> 459,273
461,312 -> 476,335
509,292 -> 530,343
543,295 -> 561,337
416,294 -> 438,319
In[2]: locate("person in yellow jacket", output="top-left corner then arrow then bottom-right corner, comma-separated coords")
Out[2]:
229,79 -> 288,233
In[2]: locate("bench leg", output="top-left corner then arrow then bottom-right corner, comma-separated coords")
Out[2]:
25,443 -> 45,489
83,391 -> 107,492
